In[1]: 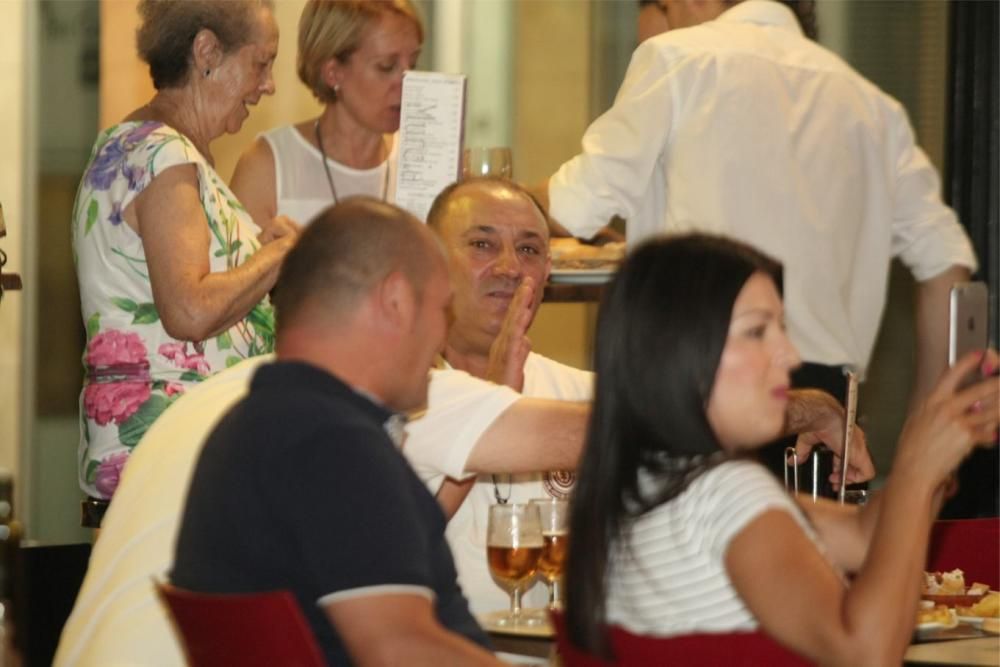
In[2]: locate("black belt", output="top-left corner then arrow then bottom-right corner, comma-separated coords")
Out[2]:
81,497 -> 110,528
791,362 -> 849,402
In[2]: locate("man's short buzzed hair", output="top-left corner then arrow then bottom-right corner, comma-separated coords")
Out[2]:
425,177 -> 549,234
273,197 -> 439,334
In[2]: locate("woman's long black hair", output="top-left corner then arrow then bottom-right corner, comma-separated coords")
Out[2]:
564,233 -> 782,658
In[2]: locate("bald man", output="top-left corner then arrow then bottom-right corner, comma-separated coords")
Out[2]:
411,177 -> 872,616
417,178 -> 593,615
171,199 -> 507,666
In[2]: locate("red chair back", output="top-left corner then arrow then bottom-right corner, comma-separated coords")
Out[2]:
552,610 -> 812,666
155,582 -> 326,667
926,518 -> 1000,588
549,611 -> 614,667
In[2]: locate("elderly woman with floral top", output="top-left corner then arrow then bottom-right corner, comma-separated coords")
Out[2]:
72,0 -> 298,523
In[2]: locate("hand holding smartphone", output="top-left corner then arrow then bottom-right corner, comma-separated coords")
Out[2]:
948,281 -> 989,388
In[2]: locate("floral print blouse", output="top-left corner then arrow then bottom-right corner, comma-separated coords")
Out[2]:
72,122 -> 275,499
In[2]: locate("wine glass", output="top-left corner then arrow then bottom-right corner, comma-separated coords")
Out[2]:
842,489 -> 868,505
486,502 -> 543,627
461,147 -> 513,179
530,498 -> 569,611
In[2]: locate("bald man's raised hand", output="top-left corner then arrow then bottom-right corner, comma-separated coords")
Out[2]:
486,277 -> 536,392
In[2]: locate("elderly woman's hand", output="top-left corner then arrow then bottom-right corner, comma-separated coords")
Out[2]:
257,215 -> 301,245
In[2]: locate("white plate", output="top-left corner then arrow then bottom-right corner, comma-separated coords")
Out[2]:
956,615 -> 986,626
549,269 -> 615,285
495,653 -> 550,665
917,608 -> 959,632
477,610 -> 555,638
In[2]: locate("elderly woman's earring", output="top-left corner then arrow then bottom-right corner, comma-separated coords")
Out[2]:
204,69 -> 211,78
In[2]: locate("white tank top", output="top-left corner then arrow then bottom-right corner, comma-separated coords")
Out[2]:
261,124 -> 399,226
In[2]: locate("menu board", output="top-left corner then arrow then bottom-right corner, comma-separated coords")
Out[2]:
394,71 -> 467,222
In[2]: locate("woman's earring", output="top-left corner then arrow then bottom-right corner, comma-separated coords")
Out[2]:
204,69 -> 211,78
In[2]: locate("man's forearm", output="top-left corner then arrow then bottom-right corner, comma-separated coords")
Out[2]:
784,388 -> 876,483
465,399 -> 589,474
784,388 -> 841,437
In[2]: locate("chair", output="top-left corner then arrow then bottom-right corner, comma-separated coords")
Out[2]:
551,610 -> 812,667
155,582 -> 325,667
926,518 -> 1000,588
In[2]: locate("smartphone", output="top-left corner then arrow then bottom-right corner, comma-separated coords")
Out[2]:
948,281 -> 989,384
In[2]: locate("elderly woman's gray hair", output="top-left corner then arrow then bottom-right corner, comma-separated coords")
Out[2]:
136,0 -> 274,90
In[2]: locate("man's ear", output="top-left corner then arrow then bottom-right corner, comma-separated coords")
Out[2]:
191,28 -> 223,74
375,271 -> 417,333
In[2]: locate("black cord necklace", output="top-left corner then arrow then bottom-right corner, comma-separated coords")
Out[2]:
314,120 -> 390,203
492,474 -> 512,504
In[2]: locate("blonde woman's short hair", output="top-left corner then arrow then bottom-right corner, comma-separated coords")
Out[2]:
297,0 -> 424,104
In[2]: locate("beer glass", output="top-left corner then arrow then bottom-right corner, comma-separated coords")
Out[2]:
461,147 -> 513,179
486,503 -> 543,626
531,498 -> 569,610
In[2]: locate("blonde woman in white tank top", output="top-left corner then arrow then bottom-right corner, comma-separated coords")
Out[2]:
231,0 -> 422,230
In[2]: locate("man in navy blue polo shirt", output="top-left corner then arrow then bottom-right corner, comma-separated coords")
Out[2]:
172,198 -> 505,666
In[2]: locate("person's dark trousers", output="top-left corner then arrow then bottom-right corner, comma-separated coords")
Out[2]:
758,362 -> 850,498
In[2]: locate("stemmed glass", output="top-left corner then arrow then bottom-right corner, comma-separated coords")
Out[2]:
461,147 -> 513,179
530,498 -> 569,611
486,503 -> 543,626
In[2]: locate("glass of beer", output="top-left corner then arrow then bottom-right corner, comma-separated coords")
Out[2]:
531,498 -> 569,610
486,503 -> 543,626
461,147 -> 513,180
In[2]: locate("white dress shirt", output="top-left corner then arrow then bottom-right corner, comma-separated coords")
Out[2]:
549,0 -> 977,375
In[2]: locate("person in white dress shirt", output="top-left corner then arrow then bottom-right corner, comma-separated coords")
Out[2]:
543,0 -> 977,407
541,0 -> 977,496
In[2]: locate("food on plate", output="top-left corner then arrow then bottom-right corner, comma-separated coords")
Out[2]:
916,604 -> 955,627
968,582 -> 991,596
923,569 -> 966,595
921,569 -> 989,597
957,592 -> 1000,619
550,238 -> 625,270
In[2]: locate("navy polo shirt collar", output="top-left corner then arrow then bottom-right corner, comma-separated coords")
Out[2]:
250,360 -> 397,431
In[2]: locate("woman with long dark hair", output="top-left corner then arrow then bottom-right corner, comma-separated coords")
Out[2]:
566,234 -> 998,664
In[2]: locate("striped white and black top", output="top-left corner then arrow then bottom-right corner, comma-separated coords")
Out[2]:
605,460 -> 822,636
